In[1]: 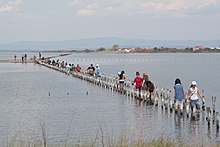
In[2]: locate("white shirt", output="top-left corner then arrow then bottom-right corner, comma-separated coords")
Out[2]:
190,87 -> 199,100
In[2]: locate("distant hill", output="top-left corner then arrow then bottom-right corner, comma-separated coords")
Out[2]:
0,37 -> 219,51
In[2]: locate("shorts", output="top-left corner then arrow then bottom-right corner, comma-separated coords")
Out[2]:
136,86 -> 142,91
190,99 -> 199,108
119,80 -> 125,84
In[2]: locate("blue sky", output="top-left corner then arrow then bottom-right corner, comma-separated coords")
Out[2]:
0,0 -> 220,43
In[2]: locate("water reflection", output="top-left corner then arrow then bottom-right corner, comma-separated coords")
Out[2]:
174,111 -> 182,130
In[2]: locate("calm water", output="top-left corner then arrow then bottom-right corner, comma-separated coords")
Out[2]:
0,53 -> 220,145
0,51 -> 61,60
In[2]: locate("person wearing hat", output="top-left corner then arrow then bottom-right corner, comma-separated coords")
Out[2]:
187,81 -> 205,112
95,64 -> 101,77
142,72 -> 149,91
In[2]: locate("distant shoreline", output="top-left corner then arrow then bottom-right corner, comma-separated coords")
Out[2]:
1,47 -> 220,54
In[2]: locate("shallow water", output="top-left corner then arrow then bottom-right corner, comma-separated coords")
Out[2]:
0,51 -> 61,60
0,53 -> 220,145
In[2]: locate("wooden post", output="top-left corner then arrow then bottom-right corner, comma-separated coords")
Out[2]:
169,97 -> 173,112
165,89 -> 170,110
186,99 -> 190,118
206,107 -> 211,127
126,81 -> 129,97
212,96 -> 216,113
129,82 -> 132,98
201,89 -> 205,111
161,88 -> 164,109
154,87 -> 159,107
216,112 -> 219,130
111,78 -> 114,93
132,84 -> 135,99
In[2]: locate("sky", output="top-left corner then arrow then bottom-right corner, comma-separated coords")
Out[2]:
0,0 -> 220,44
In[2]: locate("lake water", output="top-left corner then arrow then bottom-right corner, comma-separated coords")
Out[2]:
0,53 -> 219,146
0,51 -> 61,60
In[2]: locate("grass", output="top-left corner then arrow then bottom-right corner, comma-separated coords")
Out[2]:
6,135 -> 220,147
4,122 -> 220,147
3,137 -> 188,147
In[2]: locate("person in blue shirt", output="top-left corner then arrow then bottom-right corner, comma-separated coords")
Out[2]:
66,64 -> 71,75
96,64 -> 101,77
174,78 -> 185,113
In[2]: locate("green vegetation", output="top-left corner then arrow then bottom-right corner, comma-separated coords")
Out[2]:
33,46 -> 220,54
81,47 -> 220,53
5,136 -> 220,147
124,47 -> 220,53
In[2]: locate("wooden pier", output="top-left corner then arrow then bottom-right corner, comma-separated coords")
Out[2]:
1,58 -> 219,133
36,60 -> 220,132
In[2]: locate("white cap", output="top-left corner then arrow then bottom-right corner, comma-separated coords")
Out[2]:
192,81 -> 197,86
96,64 -> 99,67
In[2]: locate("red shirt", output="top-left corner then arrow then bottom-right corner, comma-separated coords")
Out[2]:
76,65 -> 81,72
134,77 -> 143,87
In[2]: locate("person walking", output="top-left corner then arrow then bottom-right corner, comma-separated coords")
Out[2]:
24,54 -> 27,61
39,52 -> 41,60
187,81 -> 205,112
76,64 -> 81,72
142,72 -> 149,91
21,55 -> 24,62
146,80 -> 155,104
14,54 -> 17,61
174,78 -> 185,113
66,64 -> 71,75
118,71 -> 126,92
87,64 -> 95,76
133,71 -> 143,97
96,64 -> 101,77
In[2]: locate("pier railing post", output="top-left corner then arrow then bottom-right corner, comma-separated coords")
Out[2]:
206,107 -> 211,127
216,112 -> 219,130
212,96 -> 216,113
161,87 -> 164,109
154,87 -> 159,107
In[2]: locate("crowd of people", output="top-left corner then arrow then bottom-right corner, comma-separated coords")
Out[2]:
110,69 -> 205,113
43,57 -> 205,114
45,58 -> 102,78
14,52 -> 42,62
173,78 -> 205,114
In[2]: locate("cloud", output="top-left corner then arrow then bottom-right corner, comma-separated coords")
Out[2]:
69,0 -> 220,17
0,0 -> 23,13
16,12 -> 48,23
76,3 -> 99,16
68,0 -> 82,7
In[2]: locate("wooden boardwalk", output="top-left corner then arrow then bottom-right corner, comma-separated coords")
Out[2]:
1,58 -> 218,132
0,52 -> 218,140
36,60 -> 219,132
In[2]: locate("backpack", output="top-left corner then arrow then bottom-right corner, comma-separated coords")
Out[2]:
148,81 -> 155,92
143,75 -> 149,85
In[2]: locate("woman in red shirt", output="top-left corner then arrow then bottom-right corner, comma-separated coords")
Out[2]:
133,71 -> 143,92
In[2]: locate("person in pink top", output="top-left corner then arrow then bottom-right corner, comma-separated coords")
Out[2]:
133,71 -> 143,92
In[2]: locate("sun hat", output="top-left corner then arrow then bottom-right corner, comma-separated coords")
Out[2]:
143,72 -> 147,76
192,81 -> 197,86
